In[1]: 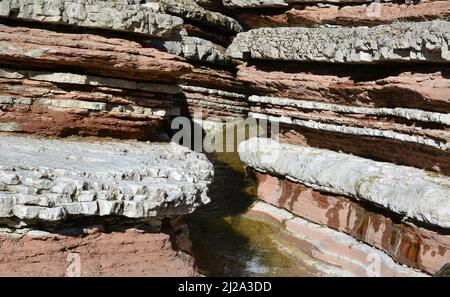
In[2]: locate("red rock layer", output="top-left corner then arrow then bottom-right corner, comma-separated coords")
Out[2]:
178,66 -> 250,118
0,228 -> 198,276
182,23 -> 233,47
0,107 -> 162,139
236,1 -> 450,28
246,205 -> 425,277
253,172 -> 450,275
0,24 -> 192,83
238,64 -> 450,113
276,124 -> 450,175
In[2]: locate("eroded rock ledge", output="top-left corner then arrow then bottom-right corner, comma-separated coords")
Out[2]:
239,138 -> 450,274
239,138 -> 450,229
0,135 -> 213,226
227,20 -> 450,63
228,1 -> 450,28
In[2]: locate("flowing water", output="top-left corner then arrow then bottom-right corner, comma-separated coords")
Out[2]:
187,152 -> 333,277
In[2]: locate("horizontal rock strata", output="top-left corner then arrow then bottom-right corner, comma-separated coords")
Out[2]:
0,24 -> 191,82
0,227 -> 199,276
236,62 -> 450,173
177,66 -> 250,118
0,68 -> 180,138
0,20 -> 193,138
233,1 -> 450,28
253,173 -> 450,274
227,20 -> 450,63
249,94 -> 450,174
232,1 -> 450,275
0,0 -> 184,38
236,64 -> 450,113
246,201 -> 427,277
223,0 -> 399,8
0,135 -> 213,226
239,138 -> 450,229
156,0 -> 242,34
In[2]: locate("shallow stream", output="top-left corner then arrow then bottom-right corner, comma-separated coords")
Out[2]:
187,152 -> 333,276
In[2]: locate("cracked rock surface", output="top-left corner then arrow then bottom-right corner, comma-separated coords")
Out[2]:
227,20 -> 450,63
0,136 -> 214,225
239,138 -> 450,229
0,0 -> 184,38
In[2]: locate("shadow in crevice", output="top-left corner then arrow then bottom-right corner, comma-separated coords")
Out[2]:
186,152 -> 261,276
168,119 -> 269,276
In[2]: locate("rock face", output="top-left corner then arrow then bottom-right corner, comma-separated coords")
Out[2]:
240,139 -> 450,274
227,20 -> 450,63
246,201 -> 428,277
0,135 -> 213,276
0,24 -> 191,82
0,0 -> 184,38
232,1 -> 450,28
239,138 -> 450,229
226,3 -> 449,276
0,135 -> 213,225
253,173 -> 450,275
0,0 -> 449,277
0,21 -> 191,139
249,93 -> 450,174
0,227 -> 199,276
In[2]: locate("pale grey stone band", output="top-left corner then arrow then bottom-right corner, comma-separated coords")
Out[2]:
239,138 -> 450,228
0,136 -> 214,224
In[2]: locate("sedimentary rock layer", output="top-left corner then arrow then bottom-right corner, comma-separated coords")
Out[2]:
0,0 -> 184,38
177,66 -> 250,118
178,85 -> 249,118
0,68 -> 179,138
249,93 -> 450,173
227,20 -> 450,63
161,36 -> 233,65
236,64 -> 450,113
253,173 -> 450,274
156,0 -> 243,33
223,0 -> 442,8
246,201 -> 427,277
238,138 -> 450,229
0,24 -> 191,82
0,227 -> 198,276
0,135 -> 213,226
274,124 -> 450,175
235,1 -> 450,28
0,0 -> 242,36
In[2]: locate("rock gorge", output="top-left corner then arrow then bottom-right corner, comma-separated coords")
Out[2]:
0,0 -> 448,276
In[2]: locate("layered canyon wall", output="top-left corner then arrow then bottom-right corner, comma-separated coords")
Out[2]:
230,0 -> 450,275
0,0 -> 448,276
0,0 -> 222,276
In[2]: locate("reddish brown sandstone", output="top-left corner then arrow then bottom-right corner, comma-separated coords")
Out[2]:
276,125 -> 450,175
238,64 -> 450,113
0,228 -> 199,277
0,24 -> 192,82
237,1 -> 450,28
254,172 -> 450,274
